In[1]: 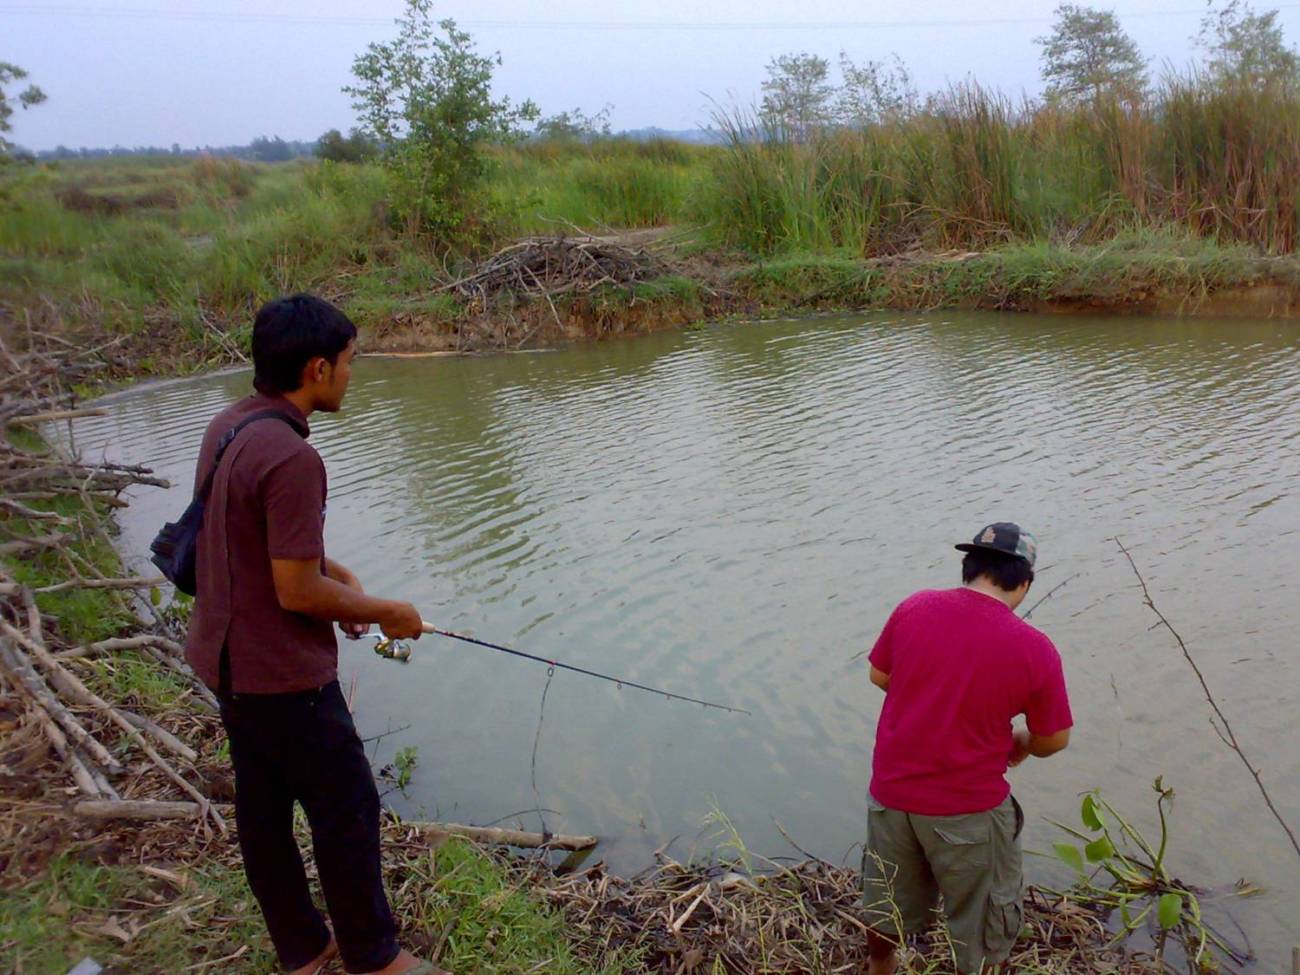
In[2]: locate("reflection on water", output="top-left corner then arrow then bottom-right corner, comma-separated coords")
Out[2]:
74,312 -> 1300,961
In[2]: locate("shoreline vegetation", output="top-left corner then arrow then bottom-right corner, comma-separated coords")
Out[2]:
0,344 -> 1258,973
5,71 -> 1300,376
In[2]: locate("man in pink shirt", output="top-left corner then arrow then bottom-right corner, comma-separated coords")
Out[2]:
862,523 -> 1073,974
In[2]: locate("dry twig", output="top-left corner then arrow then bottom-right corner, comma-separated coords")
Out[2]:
1114,536 -> 1300,861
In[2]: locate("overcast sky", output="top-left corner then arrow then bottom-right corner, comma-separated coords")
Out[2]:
6,0 -> 1300,150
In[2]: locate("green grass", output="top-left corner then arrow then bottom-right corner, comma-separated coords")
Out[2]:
0,494 -> 135,647
0,853 -> 276,975
726,231 -> 1279,311
494,148 -> 704,233
0,840 -> 636,975
0,190 -> 105,257
630,274 -> 706,302
401,838 -> 634,975
87,649 -> 192,713
696,74 -> 1300,257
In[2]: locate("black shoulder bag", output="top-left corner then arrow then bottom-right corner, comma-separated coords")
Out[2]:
149,410 -> 291,596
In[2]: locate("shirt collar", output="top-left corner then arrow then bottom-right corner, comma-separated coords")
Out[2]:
249,393 -> 311,438
960,585 -> 1011,609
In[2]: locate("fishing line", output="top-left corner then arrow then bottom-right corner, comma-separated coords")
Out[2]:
530,665 -> 555,838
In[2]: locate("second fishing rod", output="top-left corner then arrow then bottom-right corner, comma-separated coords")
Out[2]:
369,620 -> 751,716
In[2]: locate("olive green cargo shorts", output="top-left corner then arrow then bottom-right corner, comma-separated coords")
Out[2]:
861,795 -> 1023,973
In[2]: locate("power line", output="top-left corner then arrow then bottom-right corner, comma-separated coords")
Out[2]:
6,2 -> 1300,31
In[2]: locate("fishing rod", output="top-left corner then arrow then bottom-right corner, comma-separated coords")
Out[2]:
370,622 -> 750,716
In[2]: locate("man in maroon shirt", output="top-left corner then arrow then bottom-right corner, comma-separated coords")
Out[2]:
861,523 -> 1072,975
185,295 -> 444,975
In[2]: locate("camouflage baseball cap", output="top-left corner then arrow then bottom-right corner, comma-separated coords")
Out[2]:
955,522 -> 1038,568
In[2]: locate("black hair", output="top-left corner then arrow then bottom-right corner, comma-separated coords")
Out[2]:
251,293 -> 357,395
961,549 -> 1035,591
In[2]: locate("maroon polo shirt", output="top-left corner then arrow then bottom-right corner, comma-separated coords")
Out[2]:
183,393 -> 338,694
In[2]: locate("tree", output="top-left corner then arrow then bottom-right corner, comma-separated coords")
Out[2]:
1036,4 -> 1149,105
1196,0 -> 1299,87
835,52 -> 918,125
1,62 -> 47,158
315,128 -> 379,163
760,53 -> 834,141
249,135 -> 295,163
533,104 -> 613,142
344,0 -> 538,243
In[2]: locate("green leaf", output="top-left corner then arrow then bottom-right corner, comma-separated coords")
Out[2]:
1080,794 -> 1104,830
1053,843 -> 1085,874
149,586 -> 162,607
1085,836 -> 1115,862
1157,892 -> 1183,929
1119,899 -> 1133,929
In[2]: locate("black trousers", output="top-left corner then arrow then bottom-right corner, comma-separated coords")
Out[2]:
218,677 -> 399,973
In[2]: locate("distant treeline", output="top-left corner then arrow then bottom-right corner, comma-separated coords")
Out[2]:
34,135 -> 318,163
27,128 -> 724,163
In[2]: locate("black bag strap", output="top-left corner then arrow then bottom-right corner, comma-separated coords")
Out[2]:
195,410 -> 294,503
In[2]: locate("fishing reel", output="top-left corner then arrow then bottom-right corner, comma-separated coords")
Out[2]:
370,634 -> 413,663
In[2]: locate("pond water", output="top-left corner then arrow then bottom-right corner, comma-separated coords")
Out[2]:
72,311 -> 1300,965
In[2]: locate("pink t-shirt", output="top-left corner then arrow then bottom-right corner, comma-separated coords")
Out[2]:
868,587 -> 1073,815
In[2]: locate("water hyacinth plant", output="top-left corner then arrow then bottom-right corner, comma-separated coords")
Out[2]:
1048,778 -> 1257,973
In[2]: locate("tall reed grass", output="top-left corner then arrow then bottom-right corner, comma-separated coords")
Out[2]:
493,141 -> 706,232
697,75 -> 1300,256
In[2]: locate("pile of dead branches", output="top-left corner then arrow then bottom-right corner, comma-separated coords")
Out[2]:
442,235 -> 664,305
526,853 -> 1162,974
0,334 -> 229,838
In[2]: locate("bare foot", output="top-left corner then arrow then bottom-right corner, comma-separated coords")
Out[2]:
362,948 -> 450,975
288,934 -> 338,975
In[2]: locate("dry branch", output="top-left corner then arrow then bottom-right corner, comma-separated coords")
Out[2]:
0,639 -> 116,797
31,575 -> 165,595
1,336 -> 223,830
6,406 -> 108,425
15,587 -> 222,831
1114,537 -> 1300,861
73,799 -> 232,822
0,631 -> 125,777
441,235 -> 664,304
409,821 -> 597,851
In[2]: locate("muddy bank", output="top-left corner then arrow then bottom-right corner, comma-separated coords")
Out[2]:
8,237 -> 1299,382
356,242 -> 1300,356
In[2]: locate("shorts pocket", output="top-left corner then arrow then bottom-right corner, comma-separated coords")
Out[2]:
932,815 -> 991,871
983,886 -> 1023,957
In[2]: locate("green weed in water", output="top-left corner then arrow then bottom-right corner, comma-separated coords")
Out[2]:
1046,778 -> 1255,972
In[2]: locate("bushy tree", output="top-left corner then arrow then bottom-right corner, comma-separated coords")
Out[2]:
1037,4 -> 1149,104
1,62 -> 47,158
533,104 -> 613,141
344,0 -> 538,243
249,135 -> 295,162
760,53 -> 834,141
835,52 -> 918,125
315,127 -> 379,163
1197,0 -> 1299,87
